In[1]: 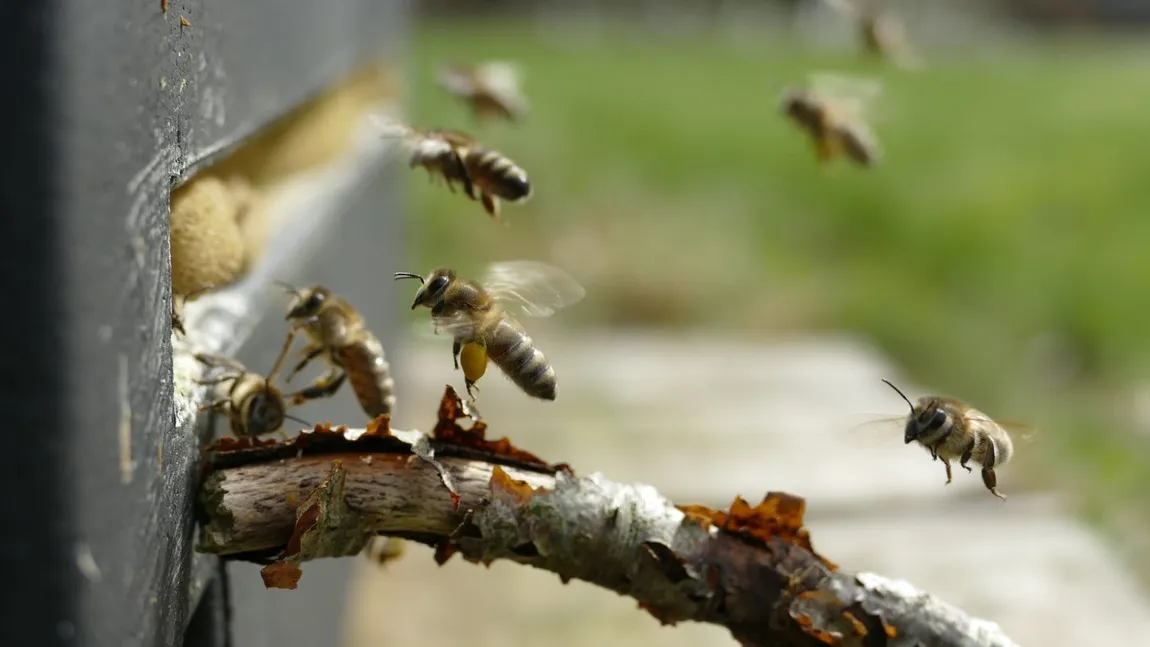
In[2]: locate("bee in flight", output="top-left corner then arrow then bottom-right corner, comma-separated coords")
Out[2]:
436,60 -> 529,124
821,0 -> 924,70
193,334 -> 313,439
373,116 -> 532,223
779,71 -> 883,169
276,282 -> 397,421
394,261 -> 585,402
880,379 -> 1034,500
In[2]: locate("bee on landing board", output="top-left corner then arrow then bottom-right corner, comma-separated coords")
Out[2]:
194,335 -> 313,439
276,282 -> 398,421
436,61 -> 529,124
394,261 -> 586,402
779,72 -> 883,169
880,379 -> 1035,501
373,117 -> 532,223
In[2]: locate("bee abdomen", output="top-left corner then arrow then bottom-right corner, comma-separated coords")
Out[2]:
486,320 -> 556,401
990,431 -> 1014,467
337,336 -> 397,418
466,149 -> 531,202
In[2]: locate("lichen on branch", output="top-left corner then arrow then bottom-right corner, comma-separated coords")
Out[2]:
195,386 -> 1019,647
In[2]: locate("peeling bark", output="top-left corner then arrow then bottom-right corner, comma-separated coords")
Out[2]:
196,394 -> 1020,647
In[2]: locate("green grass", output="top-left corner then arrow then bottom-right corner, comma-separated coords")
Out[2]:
400,20 -> 1150,578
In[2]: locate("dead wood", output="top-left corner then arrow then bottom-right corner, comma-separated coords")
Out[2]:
195,386 -> 1019,647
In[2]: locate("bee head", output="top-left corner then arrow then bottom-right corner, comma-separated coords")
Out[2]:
282,284 -> 331,321
395,268 -> 455,310
241,390 -> 285,438
905,404 -> 949,444
881,379 -> 947,444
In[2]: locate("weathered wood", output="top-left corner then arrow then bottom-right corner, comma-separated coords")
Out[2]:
0,0 -> 406,645
198,436 -> 1020,647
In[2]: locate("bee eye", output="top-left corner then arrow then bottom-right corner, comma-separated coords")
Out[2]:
428,276 -> 449,295
928,410 -> 948,430
305,293 -> 325,310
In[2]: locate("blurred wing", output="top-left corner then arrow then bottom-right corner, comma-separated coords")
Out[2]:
436,64 -> 478,96
808,71 -> 882,123
475,61 -> 528,111
429,310 -> 480,340
846,414 -> 906,435
481,260 -> 586,318
820,0 -> 859,18
410,136 -> 453,159
369,113 -> 417,141
966,416 -> 1041,444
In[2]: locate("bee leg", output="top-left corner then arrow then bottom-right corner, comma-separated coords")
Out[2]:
480,193 -> 503,224
284,369 -> 347,405
941,457 -> 953,485
452,340 -> 461,370
172,310 -> 186,336
981,443 -> 1007,500
198,398 -> 230,414
465,378 -> 480,399
284,345 -> 325,384
959,440 -> 976,473
982,467 -> 1007,500
193,375 -> 236,387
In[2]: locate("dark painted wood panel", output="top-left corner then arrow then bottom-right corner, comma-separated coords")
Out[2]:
0,1 -> 408,646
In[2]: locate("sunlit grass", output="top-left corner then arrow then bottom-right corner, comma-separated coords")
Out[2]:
401,19 -> 1150,578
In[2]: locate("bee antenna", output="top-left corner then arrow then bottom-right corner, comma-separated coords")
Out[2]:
284,413 -> 313,428
393,272 -> 425,284
272,280 -> 300,294
881,378 -> 915,412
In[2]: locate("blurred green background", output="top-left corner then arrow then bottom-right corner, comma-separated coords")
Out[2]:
398,17 -> 1150,580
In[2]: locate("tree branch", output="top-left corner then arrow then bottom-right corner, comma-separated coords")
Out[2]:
195,386 -> 1020,647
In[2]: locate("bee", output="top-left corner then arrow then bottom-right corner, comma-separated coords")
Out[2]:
362,536 -> 407,567
779,72 -> 882,168
394,261 -> 585,401
194,334 -> 313,438
881,379 -> 1033,501
436,61 -> 529,124
374,117 -> 532,223
277,282 -> 397,421
821,0 -> 923,69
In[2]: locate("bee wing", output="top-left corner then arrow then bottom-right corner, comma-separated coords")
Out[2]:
474,61 -> 528,112
481,260 -> 586,319
966,416 -> 1041,444
435,64 -> 478,96
845,414 -> 906,435
429,310 -> 482,340
808,71 -> 882,124
819,0 -> 859,18
369,113 -> 418,141
429,128 -> 477,148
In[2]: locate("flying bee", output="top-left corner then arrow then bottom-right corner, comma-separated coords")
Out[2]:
394,260 -> 586,401
194,335 -> 313,439
780,72 -> 882,168
436,61 -> 529,124
821,0 -> 923,70
373,117 -> 532,223
880,379 -> 1036,501
277,282 -> 397,421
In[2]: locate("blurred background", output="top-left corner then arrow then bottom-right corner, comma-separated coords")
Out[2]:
338,0 -> 1150,645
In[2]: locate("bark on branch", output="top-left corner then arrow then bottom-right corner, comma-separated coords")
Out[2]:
196,386 -> 1019,647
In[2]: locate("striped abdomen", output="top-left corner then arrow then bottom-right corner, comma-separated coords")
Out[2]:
335,334 -> 396,418
484,318 -> 556,400
463,148 -> 531,202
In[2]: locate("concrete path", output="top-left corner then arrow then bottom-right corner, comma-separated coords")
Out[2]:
341,331 -> 1150,647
